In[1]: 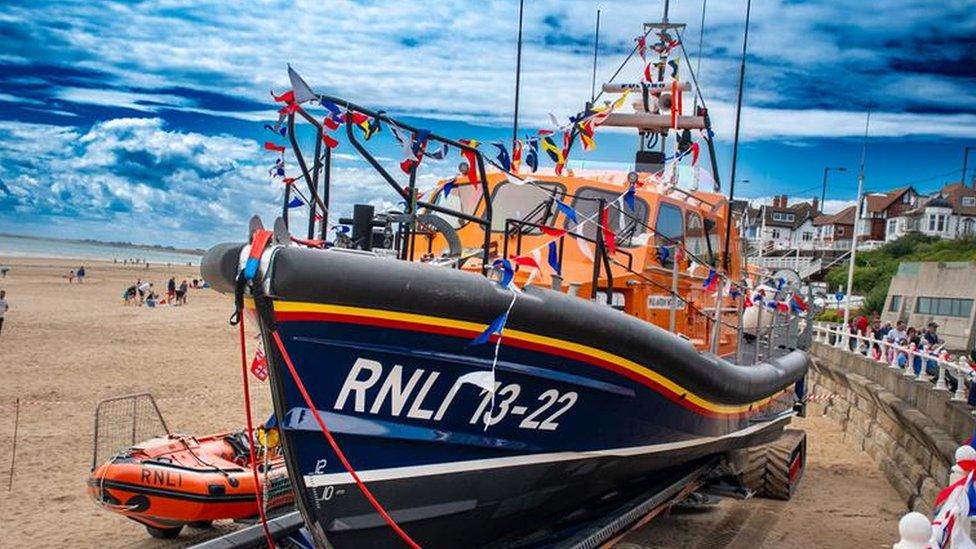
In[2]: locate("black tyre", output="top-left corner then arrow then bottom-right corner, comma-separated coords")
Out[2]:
188,520 -> 213,529
737,429 -> 806,501
146,525 -> 183,539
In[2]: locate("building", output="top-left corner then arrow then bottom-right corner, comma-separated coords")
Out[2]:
812,205 -> 856,247
886,183 -> 976,241
743,195 -> 819,251
881,261 -> 976,351
857,187 -> 919,241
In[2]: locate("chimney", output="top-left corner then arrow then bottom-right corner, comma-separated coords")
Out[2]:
812,196 -> 820,213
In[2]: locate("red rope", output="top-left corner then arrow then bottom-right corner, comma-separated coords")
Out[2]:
270,329 -> 422,549
238,320 -> 276,548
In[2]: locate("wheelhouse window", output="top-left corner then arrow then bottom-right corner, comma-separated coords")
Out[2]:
685,211 -> 718,265
489,181 -> 565,232
567,187 -> 649,247
434,182 -> 483,228
654,202 -> 684,248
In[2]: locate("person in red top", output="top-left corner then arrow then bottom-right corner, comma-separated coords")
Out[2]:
855,314 -> 869,336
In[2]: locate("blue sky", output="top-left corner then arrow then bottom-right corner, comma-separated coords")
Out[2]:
0,0 -> 974,247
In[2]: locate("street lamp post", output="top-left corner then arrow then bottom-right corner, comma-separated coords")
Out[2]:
820,166 -> 847,213
963,146 -> 975,188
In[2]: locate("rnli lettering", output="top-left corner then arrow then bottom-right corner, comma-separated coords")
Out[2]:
141,467 -> 182,487
333,357 -> 579,431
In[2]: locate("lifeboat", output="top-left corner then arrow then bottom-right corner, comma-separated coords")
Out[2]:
87,429 -> 292,539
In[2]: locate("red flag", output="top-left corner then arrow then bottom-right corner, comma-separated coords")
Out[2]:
322,117 -> 339,131
459,139 -> 479,185
278,102 -> 299,115
540,226 -> 566,237
347,112 -> 369,125
511,255 -> 540,270
644,62 -> 653,82
250,349 -> 268,381
282,177 -> 295,185
263,142 -> 286,153
322,133 -> 338,149
271,90 -> 295,104
600,207 -> 616,254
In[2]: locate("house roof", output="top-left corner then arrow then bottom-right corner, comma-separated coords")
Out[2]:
761,201 -> 817,229
941,182 -> 976,216
813,205 -> 856,227
863,187 -> 913,213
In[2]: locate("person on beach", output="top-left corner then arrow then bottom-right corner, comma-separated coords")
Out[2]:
0,290 -> 7,336
167,277 -> 176,304
137,280 -> 152,305
177,279 -> 189,306
67,269 -> 75,283
123,284 -> 137,305
77,266 -> 86,283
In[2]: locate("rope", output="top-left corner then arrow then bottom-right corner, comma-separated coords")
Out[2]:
269,329 -> 422,549
238,319 -> 276,549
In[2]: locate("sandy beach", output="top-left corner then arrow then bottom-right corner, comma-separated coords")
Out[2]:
0,257 -> 903,548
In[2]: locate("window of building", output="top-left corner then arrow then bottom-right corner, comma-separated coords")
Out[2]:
963,197 -> 976,207
889,295 -> 901,312
964,218 -> 975,236
802,231 -> 812,241
837,226 -> 846,236
771,229 -> 781,239
568,187 -> 649,247
772,212 -> 795,223
927,214 -> 947,232
915,297 -> 974,318
887,218 -> 897,235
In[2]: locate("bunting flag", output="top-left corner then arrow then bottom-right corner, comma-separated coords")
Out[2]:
777,301 -> 790,313
282,177 -> 295,185
269,157 -> 285,178
690,141 -> 700,166
540,225 -> 566,237
278,102 -> 299,116
656,245 -> 670,265
492,258 -> 514,288
540,136 -> 565,174
511,139 -> 523,173
491,142 -> 511,171
791,294 -> 808,313
264,124 -> 287,137
643,61 -> 654,83
729,285 -> 742,300
250,349 -> 269,381
753,289 -> 766,304
511,255 -> 540,270
263,141 -> 286,154
441,177 -> 456,199
271,90 -> 295,104
321,133 -> 339,149
468,311 -> 509,347
547,241 -> 561,276
674,246 -> 685,264
287,197 -> 304,208
600,207 -> 616,255
322,116 -> 340,131
589,90 -> 630,127
424,142 -> 449,160
525,139 -> 539,173
554,200 -> 578,223
624,184 -> 637,211
287,65 -> 317,104
744,293 -> 753,308
703,269 -> 720,293
459,139 -> 480,185
635,35 -> 647,60
776,277 -> 786,291
578,119 -> 596,151
320,98 -> 342,118
399,129 -> 431,174
668,58 -> 679,79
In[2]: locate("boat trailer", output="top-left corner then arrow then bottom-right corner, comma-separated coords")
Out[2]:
189,430 -> 807,549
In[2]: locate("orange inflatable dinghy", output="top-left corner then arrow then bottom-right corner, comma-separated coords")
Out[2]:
87,429 -> 291,539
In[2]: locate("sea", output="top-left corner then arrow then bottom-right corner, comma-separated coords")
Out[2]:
0,234 -> 203,266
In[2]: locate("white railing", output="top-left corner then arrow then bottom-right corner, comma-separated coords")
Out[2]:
894,446 -> 976,547
812,322 -> 972,403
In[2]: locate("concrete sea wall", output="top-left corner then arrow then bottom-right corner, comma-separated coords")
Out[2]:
808,341 -> 976,516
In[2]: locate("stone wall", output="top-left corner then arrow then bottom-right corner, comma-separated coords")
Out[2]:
808,341 -> 976,515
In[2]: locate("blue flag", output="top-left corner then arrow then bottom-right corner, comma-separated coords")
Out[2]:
776,277 -> 785,291
491,142 -> 511,171
657,245 -> 670,264
442,177 -> 456,199
492,258 -> 514,288
411,129 -> 431,158
320,99 -> 342,117
287,197 -> 304,208
468,312 -> 509,347
624,184 -> 636,211
425,142 -> 449,160
264,124 -> 287,137
547,241 -> 561,276
525,139 -> 539,173
555,200 -> 578,223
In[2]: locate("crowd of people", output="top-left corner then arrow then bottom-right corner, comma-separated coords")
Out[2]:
843,314 -> 966,382
65,266 -> 86,283
123,277 -> 200,307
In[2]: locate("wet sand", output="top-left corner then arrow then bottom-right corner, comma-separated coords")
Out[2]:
0,258 -> 904,547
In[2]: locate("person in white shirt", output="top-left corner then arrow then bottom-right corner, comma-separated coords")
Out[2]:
886,320 -> 908,345
0,290 -> 8,337
137,281 -> 152,305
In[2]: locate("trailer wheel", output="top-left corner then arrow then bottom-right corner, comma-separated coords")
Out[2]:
738,429 -> 806,501
146,525 -> 183,539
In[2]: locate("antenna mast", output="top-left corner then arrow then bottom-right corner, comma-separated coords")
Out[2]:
512,0 -> 525,145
